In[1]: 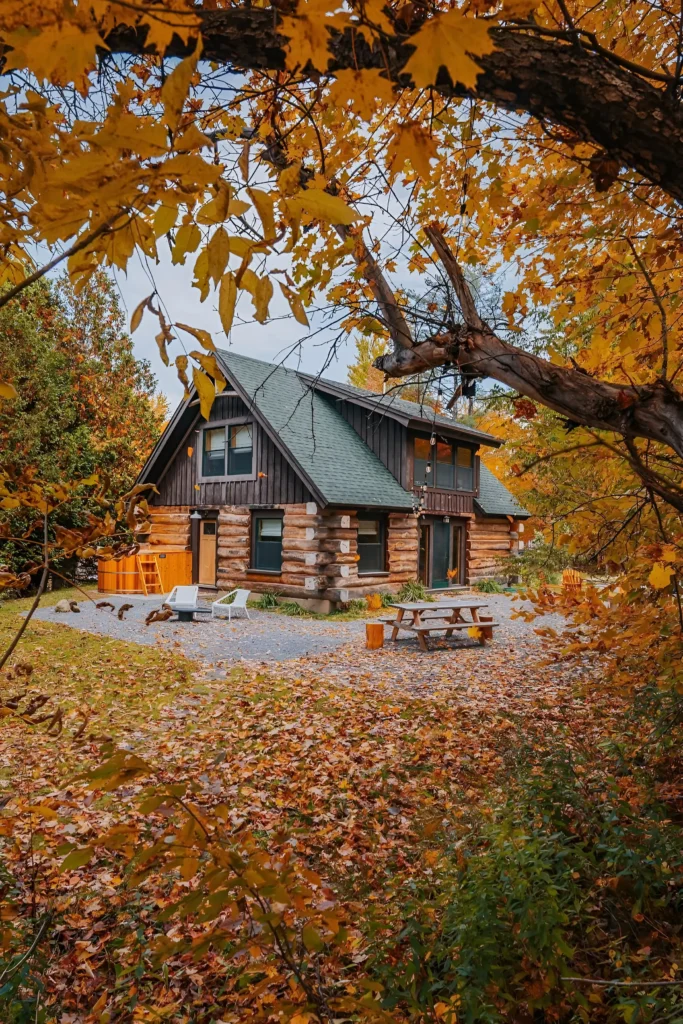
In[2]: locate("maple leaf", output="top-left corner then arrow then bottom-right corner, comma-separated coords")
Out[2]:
513,398 -> 538,420
192,367 -> 217,420
403,11 -> 495,90
161,38 -> 203,131
327,70 -> 396,121
280,0 -> 350,72
3,20 -> 105,95
649,562 -> 674,589
286,189 -> 357,225
388,123 -> 438,181
219,272 -> 237,335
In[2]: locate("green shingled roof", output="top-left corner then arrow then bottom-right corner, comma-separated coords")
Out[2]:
215,350 -> 527,516
298,373 -> 500,446
217,351 -> 414,509
476,463 -> 530,518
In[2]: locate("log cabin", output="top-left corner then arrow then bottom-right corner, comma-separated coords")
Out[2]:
99,351 -> 530,608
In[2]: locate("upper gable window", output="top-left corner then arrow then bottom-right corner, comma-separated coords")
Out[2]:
201,422 -> 253,479
203,427 -> 227,477
229,424 -> 253,475
413,438 -> 475,491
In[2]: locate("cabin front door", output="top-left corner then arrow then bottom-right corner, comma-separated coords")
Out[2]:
198,519 -> 217,586
419,518 -> 466,588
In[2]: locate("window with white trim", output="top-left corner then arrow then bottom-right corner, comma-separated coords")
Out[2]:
201,422 -> 253,478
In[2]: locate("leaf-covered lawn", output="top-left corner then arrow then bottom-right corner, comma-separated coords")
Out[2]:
0,590 -> 623,1021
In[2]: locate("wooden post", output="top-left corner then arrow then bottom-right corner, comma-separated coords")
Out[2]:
366,623 -> 384,649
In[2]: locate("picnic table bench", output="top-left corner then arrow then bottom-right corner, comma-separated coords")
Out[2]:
386,600 -> 499,652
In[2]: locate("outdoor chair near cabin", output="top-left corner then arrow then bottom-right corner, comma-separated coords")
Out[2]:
562,568 -> 583,593
212,589 -> 251,621
165,585 -> 211,622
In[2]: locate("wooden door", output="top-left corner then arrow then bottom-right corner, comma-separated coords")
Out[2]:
432,520 -> 451,589
418,524 -> 430,585
198,520 -> 217,585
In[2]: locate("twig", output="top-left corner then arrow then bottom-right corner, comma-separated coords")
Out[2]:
648,487 -> 683,634
563,976 -> 683,987
625,238 -> 669,379
0,218 -> 117,313
0,512 -> 49,673
0,912 -> 52,984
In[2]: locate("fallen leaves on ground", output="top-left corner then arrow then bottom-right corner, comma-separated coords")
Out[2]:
0,594 -> 623,1020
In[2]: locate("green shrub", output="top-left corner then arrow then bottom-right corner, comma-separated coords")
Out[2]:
397,579 -> 432,602
370,746 -> 683,1023
279,600 -> 307,617
254,589 -> 280,610
380,591 -> 395,608
503,537 -> 576,586
475,579 -> 505,593
347,598 -> 367,613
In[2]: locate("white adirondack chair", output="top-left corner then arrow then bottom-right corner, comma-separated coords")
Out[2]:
212,589 -> 251,621
166,585 -> 201,621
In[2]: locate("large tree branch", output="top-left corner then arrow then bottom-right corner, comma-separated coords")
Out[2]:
373,226 -> 683,462
100,11 -> 683,204
335,226 -> 414,350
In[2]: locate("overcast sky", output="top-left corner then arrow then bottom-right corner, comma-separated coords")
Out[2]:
111,246 -> 360,413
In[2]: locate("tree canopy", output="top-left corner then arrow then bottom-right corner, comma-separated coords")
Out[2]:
1,0 -> 682,515
0,272 -> 165,574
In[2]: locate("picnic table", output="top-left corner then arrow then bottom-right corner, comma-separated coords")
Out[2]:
387,599 -> 499,652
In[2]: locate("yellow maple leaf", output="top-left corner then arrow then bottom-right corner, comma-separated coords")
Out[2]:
161,38 -> 203,131
281,0 -> 350,71
192,367 -> 216,421
502,0 -> 539,17
327,69 -> 395,121
175,322 -> 216,353
286,188 -> 357,225
388,122 -> 438,181
280,283 -> 310,328
207,227 -> 230,285
219,272 -> 237,335
403,10 -> 495,90
247,188 -> 277,241
3,20 -> 104,95
649,562 -> 675,589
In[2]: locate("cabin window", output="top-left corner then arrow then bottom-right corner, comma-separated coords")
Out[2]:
201,422 -> 254,478
436,441 -> 455,489
413,438 -> 475,491
456,446 -> 474,490
413,438 -> 431,486
228,424 -> 253,476
252,512 -> 283,572
357,513 -> 386,574
202,428 -> 226,477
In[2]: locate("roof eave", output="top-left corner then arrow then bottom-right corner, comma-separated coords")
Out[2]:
406,418 -> 502,448
136,390 -> 195,486
474,501 -> 531,519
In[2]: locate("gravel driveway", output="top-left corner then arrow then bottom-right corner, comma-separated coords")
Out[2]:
32,595 -> 367,665
31,593 -> 567,678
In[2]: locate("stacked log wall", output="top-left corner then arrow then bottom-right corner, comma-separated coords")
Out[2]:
146,506 -> 191,549
214,503 -> 417,603
386,513 -> 419,581
467,517 -> 519,581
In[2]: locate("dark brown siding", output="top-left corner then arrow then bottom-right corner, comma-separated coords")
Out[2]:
153,394 -> 313,507
419,490 -> 474,515
331,399 -> 409,487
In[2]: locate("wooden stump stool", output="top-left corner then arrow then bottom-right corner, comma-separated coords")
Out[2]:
366,623 -> 385,649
